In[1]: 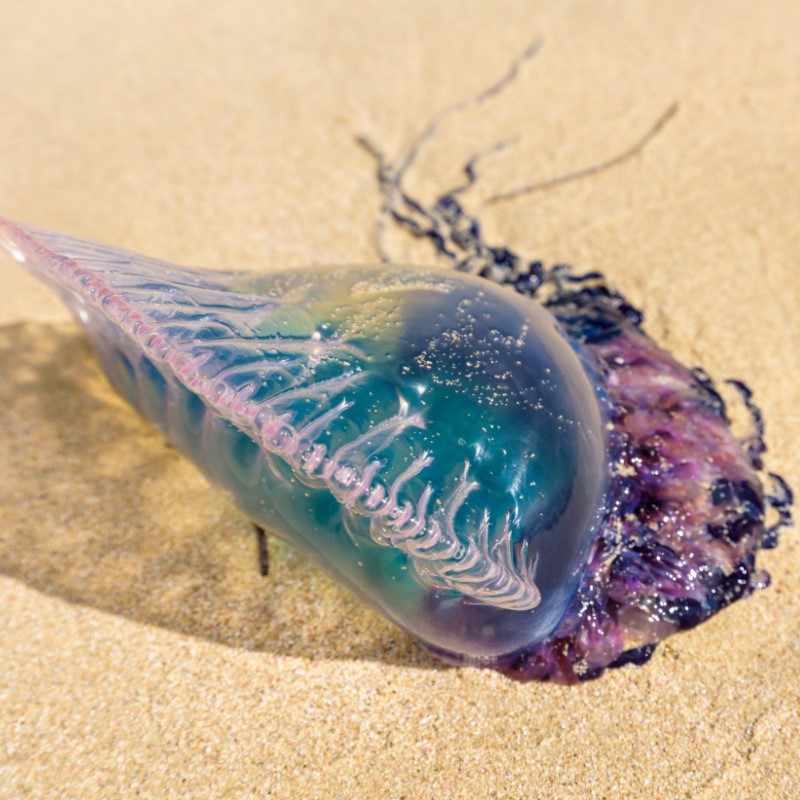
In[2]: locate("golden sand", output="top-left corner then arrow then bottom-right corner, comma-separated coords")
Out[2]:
1,2 -> 798,797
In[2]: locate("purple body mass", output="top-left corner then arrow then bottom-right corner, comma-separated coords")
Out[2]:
500,287 -> 786,681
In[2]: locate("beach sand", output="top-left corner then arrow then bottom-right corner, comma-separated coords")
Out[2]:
1,1 -> 798,797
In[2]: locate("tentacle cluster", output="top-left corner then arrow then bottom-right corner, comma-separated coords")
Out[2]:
363,43 -> 793,681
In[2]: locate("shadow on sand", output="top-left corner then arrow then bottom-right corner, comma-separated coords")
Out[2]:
0,321 -> 446,672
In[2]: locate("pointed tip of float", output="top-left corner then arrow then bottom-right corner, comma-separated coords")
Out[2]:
0,216 -> 27,263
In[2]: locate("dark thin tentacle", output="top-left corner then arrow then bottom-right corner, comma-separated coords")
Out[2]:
446,138 -> 518,197
488,102 -> 679,204
763,473 -> 794,549
725,378 -> 767,470
254,524 -> 269,577
393,39 -> 543,180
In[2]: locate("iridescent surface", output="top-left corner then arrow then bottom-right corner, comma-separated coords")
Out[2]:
0,219 -> 609,662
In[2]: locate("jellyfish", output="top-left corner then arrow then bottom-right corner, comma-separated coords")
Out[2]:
0,45 -> 791,683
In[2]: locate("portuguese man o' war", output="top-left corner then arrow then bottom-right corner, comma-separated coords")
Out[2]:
1,47 -> 792,683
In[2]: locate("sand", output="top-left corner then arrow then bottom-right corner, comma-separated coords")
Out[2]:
1,1 -> 798,798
